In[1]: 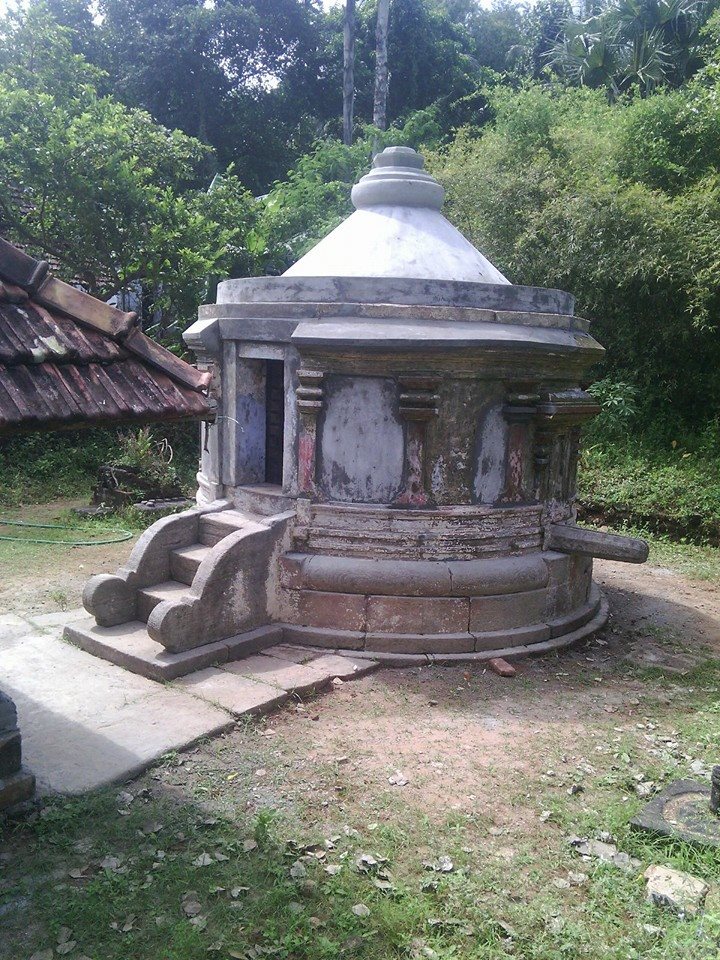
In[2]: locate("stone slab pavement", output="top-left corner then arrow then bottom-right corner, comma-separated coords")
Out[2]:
0,611 -> 378,796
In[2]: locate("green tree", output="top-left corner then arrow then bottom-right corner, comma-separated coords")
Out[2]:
0,4 -> 258,328
89,0 -> 333,192
549,0 -> 713,98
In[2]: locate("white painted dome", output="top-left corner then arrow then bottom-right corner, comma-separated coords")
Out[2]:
283,146 -> 509,285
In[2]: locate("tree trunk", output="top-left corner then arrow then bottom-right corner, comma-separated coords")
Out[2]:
373,0 -> 391,130
343,0 -> 355,146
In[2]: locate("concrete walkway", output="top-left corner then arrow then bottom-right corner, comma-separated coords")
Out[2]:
0,610 -> 377,795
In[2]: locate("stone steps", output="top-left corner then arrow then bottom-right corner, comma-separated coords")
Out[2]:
64,619 -> 283,682
170,544 -> 212,585
73,505 -> 296,677
137,580 -> 192,622
199,509 -> 254,547
132,511 -> 264,623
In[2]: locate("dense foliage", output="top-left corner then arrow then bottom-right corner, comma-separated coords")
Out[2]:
0,5 -> 258,326
35,0 -> 601,191
431,77 -> 720,428
549,0 -> 713,98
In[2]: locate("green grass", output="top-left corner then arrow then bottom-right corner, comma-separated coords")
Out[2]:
578,439 -> 720,545
638,531 -> 720,581
0,424 -> 199,508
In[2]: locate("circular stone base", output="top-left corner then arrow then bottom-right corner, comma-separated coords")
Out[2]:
285,592 -> 608,666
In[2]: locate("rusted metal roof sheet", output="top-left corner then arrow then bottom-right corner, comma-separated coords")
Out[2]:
0,238 -> 213,434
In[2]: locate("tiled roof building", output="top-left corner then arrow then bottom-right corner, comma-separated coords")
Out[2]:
0,237 -> 213,434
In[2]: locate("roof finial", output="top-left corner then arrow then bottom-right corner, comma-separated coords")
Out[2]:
351,146 -> 445,211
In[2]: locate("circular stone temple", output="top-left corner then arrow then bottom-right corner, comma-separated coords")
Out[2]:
78,146 -> 648,669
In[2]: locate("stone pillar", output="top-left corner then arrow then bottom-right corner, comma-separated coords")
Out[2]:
500,386 -> 539,503
533,421 -> 555,503
395,377 -> 439,506
533,389 -> 601,517
0,690 -> 34,809
197,357 -> 223,505
183,317 -> 224,505
296,370 -> 324,497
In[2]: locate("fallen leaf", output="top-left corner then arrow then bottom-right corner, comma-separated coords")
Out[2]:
181,892 -> 203,917
230,886 -> 249,898
99,855 -> 122,872
214,852 -> 229,862
325,864 -> 342,876
192,853 -> 215,867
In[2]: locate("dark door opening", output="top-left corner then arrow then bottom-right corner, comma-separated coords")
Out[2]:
264,359 -> 285,485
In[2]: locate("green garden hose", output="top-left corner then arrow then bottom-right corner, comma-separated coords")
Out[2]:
0,517 -> 133,546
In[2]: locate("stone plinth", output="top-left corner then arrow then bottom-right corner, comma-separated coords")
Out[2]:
0,689 -> 34,809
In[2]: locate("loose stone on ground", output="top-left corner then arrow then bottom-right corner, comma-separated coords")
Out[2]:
569,836 -> 641,873
644,865 -> 709,918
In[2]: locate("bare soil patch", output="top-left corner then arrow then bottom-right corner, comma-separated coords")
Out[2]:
0,498 -> 139,616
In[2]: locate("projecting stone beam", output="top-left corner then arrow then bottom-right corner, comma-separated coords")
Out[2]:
546,523 -> 649,564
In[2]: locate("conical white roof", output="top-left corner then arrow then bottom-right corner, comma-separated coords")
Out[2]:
284,146 -> 509,285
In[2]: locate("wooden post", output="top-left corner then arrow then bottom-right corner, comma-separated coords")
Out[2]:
343,0 -> 355,146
